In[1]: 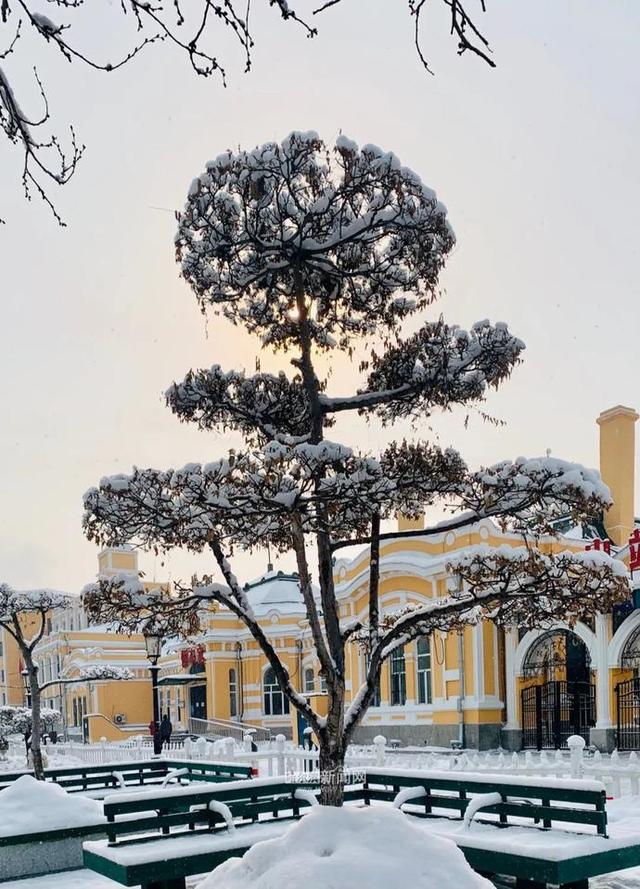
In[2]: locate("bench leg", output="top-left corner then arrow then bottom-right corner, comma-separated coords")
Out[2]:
559,882 -> 589,889
515,880 -> 546,889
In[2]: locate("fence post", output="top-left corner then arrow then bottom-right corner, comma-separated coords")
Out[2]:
567,734 -> 586,779
243,732 -> 252,753
373,735 -> 386,767
184,736 -> 192,759
100,737 -> 107,765
224,738 -> 235,761
275,734 -> 286,776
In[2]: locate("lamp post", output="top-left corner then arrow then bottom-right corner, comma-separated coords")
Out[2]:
144,630 -> 162,755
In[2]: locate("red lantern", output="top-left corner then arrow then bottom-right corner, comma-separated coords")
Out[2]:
629,529 -> 640,574
586,538 -> 611,555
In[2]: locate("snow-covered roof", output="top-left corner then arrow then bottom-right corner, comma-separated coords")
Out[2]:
241,569 -> 307,617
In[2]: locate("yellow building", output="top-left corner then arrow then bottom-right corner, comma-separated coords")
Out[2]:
1,548 -> 154,742
154,405 -> 639,753
4,405 -> 637,753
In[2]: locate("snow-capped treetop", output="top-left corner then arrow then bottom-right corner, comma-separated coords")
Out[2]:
176,133 -> 455,351
78,665 -> 134,681
0,585 -> 70,620
0,706 -> 61,736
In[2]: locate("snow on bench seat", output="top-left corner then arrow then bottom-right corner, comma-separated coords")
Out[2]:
365,766 -> 607,794
407,795 -> 640,862
101,774 -> 283,807
83,819 -> 289,866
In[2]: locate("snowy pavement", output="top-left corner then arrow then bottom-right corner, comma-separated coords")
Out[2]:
3,864 -> 640,889
0,870 -> 207,888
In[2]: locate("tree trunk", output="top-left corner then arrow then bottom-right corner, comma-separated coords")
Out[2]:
318,740 -> 347,807
25,654 -> 44,780
319,680 -> 347,807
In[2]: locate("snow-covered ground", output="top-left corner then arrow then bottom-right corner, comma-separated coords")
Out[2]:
0,775 -> 104,836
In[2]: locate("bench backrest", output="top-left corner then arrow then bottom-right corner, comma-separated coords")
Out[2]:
0,759 -> 252,793
361,768 -> 608,837
102,777 -> 318,844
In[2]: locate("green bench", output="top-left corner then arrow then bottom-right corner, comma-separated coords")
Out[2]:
83,775 -> 319,888
359,768 -> 640,889
83,769 -> 640,889
0,759 -> 252,795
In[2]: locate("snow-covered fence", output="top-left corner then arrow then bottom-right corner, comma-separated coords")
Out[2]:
454,744 -> 640,797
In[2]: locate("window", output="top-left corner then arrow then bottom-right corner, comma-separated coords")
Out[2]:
0,640 -> 3,656
390,648 -> 406,706
229,668 -> 238,718
304,667 -> 315,694
72,698 -> 78,726
416,637 -> 433,705
364,654 -> 380,707
263,667 -> 289,716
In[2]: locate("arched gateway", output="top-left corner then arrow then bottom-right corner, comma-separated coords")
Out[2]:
520,629 -> 596,749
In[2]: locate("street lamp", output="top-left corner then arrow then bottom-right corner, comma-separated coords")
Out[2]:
144,630 -> 163,755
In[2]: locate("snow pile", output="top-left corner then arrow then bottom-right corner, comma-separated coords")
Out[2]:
197,805 -> 492,889
0,775 -> 105,837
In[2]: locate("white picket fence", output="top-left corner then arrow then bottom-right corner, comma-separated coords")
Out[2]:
452,745 -> 640,797
9,732 -> 640,797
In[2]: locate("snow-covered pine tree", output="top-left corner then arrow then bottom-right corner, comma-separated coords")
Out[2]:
82,132 -> 630,805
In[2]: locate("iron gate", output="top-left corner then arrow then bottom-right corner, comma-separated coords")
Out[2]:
616,677 -> 640,750
521,680 -> 595,749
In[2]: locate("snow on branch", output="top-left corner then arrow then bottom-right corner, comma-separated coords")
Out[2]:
83,439 -> 469,554
447,544 -> 631,630
0,584 -> 70,619
82,573 -> 204,639
166,365 -> 317,444
322,318 -> 524,422
0,705 -> 61,736
176,132 -> 454,351
459,456 -> 612,537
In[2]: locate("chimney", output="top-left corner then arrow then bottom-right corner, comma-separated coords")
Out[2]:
397,512 -> 425,532
597,405 -> 639,546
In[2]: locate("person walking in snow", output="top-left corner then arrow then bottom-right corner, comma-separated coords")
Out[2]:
159,714 -> 173,748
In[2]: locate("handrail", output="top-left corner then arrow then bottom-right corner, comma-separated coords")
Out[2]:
188,716 -> 271,743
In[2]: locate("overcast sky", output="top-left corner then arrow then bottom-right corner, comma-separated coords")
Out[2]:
0,1 -> 638,594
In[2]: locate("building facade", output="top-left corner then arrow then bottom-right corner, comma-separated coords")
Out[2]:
2,405 -> 637,751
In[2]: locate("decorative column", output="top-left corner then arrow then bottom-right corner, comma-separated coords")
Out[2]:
501,627 -> 522,751
591,613 -> 615,752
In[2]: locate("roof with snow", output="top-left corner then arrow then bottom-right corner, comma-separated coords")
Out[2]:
241,569 -> 307,617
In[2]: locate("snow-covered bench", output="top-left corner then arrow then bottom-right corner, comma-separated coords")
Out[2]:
360,768 -> 640,889
82,769 -> 640,889
83,775 -> 318,889
0,758 -> 251,796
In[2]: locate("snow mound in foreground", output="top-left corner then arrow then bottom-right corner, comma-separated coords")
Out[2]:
197,804 -> 492,889
0,774 -> 105,837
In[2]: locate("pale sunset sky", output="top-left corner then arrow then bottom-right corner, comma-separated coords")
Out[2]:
0,1 -> 638,593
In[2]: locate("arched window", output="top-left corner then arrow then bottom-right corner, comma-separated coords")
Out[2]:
416,638 -> 432,705
263,667 -> 289,716
72,698 -> 78,726
304,667 -> 315,694
229,668 -> 238,718
390,648 -> 406,706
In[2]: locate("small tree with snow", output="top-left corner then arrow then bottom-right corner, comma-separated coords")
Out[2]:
82,132 -> 630,805
0,583 -> 133,778
0,704 -> 61,761
0,586 -> 70,778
